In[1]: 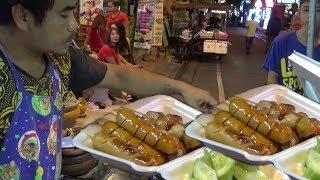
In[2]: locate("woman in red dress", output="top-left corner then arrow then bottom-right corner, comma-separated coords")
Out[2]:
83,14 -> 106,54
97,27 -> 132,65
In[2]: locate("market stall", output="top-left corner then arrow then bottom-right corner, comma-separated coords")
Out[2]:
172,3 -> 230,61
58,2 -> 320,178
58,49 -> 320,179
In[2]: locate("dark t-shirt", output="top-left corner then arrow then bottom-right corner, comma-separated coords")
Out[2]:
266,16 -> 281,36
0,46 -> 107,147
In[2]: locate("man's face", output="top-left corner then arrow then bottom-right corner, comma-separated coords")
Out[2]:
27,0 -> 78,55
299,1 -> 320,33
107,2 -> 116,13
110,29 -> 119,43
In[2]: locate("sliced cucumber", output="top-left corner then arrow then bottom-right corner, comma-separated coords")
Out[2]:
304,149 -> 320,179
209,151 -> 235,180
192,158 -> 218,180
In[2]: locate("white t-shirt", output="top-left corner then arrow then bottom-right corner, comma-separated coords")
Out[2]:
246,20 -> 260,37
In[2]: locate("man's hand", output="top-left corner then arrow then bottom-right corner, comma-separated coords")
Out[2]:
180,85 -> 217,112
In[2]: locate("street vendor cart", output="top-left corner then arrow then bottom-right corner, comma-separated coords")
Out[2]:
172,3 -> 230,61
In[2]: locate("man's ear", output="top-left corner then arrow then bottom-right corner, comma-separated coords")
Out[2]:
11,4 -> 34,31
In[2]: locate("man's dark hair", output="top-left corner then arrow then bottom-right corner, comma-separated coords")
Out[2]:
112,21 -> 128,54
105,27 -> 120,49
108,0 -> 122,7
0,0 -> 55,25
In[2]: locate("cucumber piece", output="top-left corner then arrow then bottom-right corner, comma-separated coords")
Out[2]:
209,151 -> 235,180
233,163 -> 268,180
192,158 -> 218,180
304,149 -> 320,179
201,149 -> 214,169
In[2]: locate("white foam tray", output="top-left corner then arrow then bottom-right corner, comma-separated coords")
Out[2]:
159,147 -> 289,180
73,95 -> 202,176
186,84 -> 320,169
273,138 -> 317,180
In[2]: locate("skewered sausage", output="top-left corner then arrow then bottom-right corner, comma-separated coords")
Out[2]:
205,120 -> 272,155
142,111 -> 202,151
256,100 -> 295,119
214,111 -> 279,154
92,132 -> 156,166
116,109 -> 180,154
101,121 -> 167,165
257,101 -> 320,139
229,98 -> 297,144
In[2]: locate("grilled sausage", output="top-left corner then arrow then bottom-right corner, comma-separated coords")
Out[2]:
101,121 -> 167,165
116,109 -> 180,154
93,132 -> 156,166
256,100 -> 295,119
215,111 -> 279,154
142,111 -> 202,150
205,120 -> 271,155
229,98 -> 297,144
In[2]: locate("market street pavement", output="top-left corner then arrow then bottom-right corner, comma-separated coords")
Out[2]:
178,27 -> 268,103
133,27 -> 269,104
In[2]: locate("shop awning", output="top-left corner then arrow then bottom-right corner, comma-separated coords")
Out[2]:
171,3 -> 231,11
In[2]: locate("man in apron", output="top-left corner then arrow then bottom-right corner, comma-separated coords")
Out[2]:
0,0 -> 217,178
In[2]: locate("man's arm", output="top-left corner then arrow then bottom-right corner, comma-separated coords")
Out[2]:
96,64 -> 217,111
267,70 -> 278,84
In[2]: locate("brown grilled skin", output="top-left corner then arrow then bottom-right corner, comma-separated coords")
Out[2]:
214,111 -> 279,155
229,98 -> 297,144
101,121 -> 167,165
256,100 -> 320,140
116,109 -> 180,155
92,132 -> 156,166
205,120 -> 272,156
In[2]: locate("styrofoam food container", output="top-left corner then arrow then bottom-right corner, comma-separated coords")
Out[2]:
186,84 -> 320,165
272,138 -> 317,180
73,95 -> 202,176
159,147 -> 289,180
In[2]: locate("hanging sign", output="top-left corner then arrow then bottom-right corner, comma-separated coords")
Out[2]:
133,0 -> 164,49
78,0 -> 104,40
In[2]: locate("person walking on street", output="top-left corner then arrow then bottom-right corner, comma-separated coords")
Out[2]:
245,14 -> 260,54
106,0 -> 129,37
265,9 -> 281,54
0,0 -> 217,178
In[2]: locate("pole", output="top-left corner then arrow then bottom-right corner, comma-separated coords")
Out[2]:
307,0 -> 317,58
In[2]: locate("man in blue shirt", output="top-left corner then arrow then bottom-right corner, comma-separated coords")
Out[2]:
263,0 -> 320,95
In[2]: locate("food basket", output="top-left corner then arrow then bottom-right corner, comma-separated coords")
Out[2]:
186,84 -> 320,167
73,95 -> 202,176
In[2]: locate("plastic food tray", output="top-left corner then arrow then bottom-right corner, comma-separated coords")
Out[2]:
273,138 -> 317,180
158,147 -> 289,180
73,95 -> 202,176
186,84 -> 320,167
